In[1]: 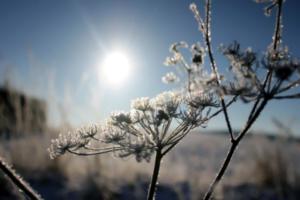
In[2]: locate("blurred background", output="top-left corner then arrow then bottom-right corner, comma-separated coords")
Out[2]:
0,0 -> 300,199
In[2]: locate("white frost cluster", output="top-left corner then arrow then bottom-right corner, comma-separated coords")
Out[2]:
49,90 -> 217,162
131,97 -> 151,111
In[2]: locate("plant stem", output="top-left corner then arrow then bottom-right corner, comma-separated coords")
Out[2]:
203,98 -> 269,200
272,0 -> 283,51
203,0 -> 284,199
203,141 -> 238,200
0,156 -> 42,200
204,0 -> 235,142
147,149 -> 162,200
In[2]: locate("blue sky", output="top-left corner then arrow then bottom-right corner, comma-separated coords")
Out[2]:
0,0 -> 299,133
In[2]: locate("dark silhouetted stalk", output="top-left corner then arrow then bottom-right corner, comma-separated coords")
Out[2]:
203,98 -> 269,200
203,1 -> 283,199
0,156 -> 42,200
147,149 -> 162,200
203,0 -> 235,142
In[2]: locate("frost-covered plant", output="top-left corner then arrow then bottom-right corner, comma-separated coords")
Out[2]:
162,0 -> 300,199
49,91 -> 230,199
49,0 -> 300,199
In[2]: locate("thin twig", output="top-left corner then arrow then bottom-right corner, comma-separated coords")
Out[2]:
273,93 -> 300,99
0,156 -> 42,200
162,126 -> 192,156
203,1 -> 283,199
68,147 -> 123,156
247,71 -> 272,121
162,96 -> 237,157
203,0 -> 235,142
277,79 -> 300,93
272,0 -> 283,51
267,0 -> 283,92
203,98 -> 269,200
207,96 -> 238,120
247,97 -> 262,122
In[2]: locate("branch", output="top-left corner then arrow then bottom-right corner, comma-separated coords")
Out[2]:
67,147 -> 123,156
162,96 -> 237,157
277,79 -> 300,93
163,95 -> 236,150
203,0 -> 235,142
207,96 -> 238,120
0,156 -> 42,200
203,141 -> 238,200
83,146 -> 122,151
266,0 -> 283,92
203,98 -> 269,200
273,93 -> 300,100
272,0 -> 283,51
161,126 -> 191,156
203,1 -> 284,199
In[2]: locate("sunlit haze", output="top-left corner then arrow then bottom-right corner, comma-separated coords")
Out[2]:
100,51 -> 131,86
0,0 -> 300,133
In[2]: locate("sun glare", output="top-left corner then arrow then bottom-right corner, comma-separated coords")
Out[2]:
100,51 -> 131,86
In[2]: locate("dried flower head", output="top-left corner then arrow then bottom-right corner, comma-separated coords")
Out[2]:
131,97 -> 152,111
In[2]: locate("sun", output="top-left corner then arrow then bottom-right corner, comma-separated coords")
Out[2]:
100,51 -> 131,86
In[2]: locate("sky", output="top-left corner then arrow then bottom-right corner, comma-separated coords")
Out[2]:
0,0 -> 300,133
